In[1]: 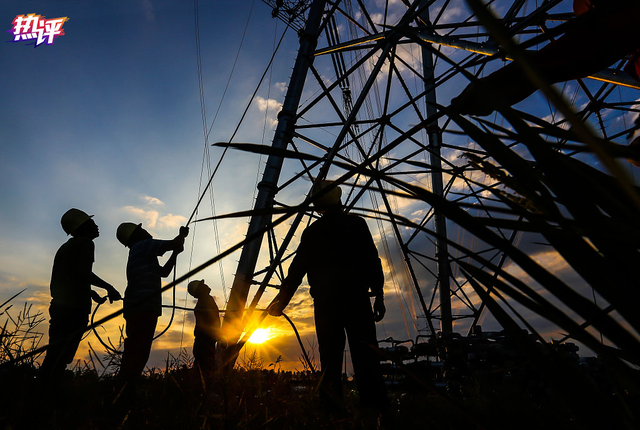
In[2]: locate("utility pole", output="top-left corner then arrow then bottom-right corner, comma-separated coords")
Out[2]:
222,0 -> 328,356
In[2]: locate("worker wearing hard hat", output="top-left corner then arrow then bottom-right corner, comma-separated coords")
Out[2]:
40,208 -> 121,384
188,279 -> 223,380
115,222 -> 188,385
267,180 -> 389,414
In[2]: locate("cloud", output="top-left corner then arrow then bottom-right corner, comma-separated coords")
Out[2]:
154,327 -> 191,351
541,112 -> 568,128
141,0 -> 155,21
255,96 -> 283,128
438,5 -> 464,23
504,249 -> 570,283
622,97 -> 640,139
275,82 -> 287,93
370,0 -> 404,26
255,96 -> 283,113
282,292 -> 314,323
144,196 -> 165,206
0,271 -> 50,311
370,13 -> 384,27
158,213 -> 187,230
122,195 -> 186,232
28,288 -> 51,308
364,51 -> 410,84
123,206 -> 159,228
0,270 -> 21,289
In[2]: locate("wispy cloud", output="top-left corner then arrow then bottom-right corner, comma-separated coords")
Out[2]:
158,213 -> 187,229
141,0 -> 155,22
123,206 -> 159,228
0,270 -> 21,289
29,288 -> 52,308
255,96 -> 283,128
144,196 -> 164,206
504,249 -> 570,285
255,96 -> 283,113
122,195 -> 186,232
437,5 -> 464,23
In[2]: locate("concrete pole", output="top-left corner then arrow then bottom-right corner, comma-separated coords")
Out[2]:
223,0 -> 327,342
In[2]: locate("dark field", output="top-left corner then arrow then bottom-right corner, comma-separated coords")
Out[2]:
0,351 -> 635,430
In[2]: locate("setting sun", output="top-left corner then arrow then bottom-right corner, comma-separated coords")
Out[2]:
247,328 -> 272,344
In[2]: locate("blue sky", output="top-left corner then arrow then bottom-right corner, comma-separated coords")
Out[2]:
0,0 -> 307,369
2,0 -> 639,372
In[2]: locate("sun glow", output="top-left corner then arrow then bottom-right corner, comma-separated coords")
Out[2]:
248,328 -> 272,344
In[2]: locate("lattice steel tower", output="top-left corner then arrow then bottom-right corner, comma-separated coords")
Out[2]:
221,0 -> 640,348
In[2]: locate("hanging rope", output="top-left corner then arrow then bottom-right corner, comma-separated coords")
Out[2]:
90,0 -> 271,350
90,300 -> 314,372
186,23 -> 290,227
154,0 -> 261,343
140,4 -> 291,345
281,312 -> 314,372
67,2 -> 304,363
156,4 -> 289,349
91,301 -> 120,354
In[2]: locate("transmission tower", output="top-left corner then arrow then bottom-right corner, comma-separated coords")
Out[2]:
221,0 -> 640,356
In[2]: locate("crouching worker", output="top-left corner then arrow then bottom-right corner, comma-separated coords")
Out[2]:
187,280 -> 224,381
115,222 -> 188,385
40,208 -> 121,385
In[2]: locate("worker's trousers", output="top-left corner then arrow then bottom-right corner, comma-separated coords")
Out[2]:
118,311 -> 158,380
40,303 -> 88,382
193,334 -> 217,380
313,294 -> 388,409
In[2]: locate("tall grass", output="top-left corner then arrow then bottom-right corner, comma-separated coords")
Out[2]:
0,292 -> 45,368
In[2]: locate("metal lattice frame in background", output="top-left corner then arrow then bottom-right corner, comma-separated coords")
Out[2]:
221,0 -> 640,349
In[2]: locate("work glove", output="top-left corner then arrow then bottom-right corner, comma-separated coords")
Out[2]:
267,297 -> 284,317
107,286 -> 122,304
179,226 -> 189,238
173,227 -> 189,254
91,291 -> 107,305
268,283 -> 295,316
267,290 -> 290,317
373,296 -> 386,322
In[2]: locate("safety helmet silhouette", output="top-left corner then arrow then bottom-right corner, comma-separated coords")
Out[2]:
61,208 -> 93,235
311,180 -> 342,209
116,222 -> 142,247
188,280 -> 205,297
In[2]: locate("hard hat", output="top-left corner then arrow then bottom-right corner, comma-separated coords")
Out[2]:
116,222 -> 142,247
61,208 -> 93,235
188,280 -> 204,297
311,180 -> 342,208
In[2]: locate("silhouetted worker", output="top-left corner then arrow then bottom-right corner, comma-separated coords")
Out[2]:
267,181 -> 389,414
116,222 -> 188,383
40,208 -> 121,383
451,0 -> 640,116
188,279 -> 223,380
